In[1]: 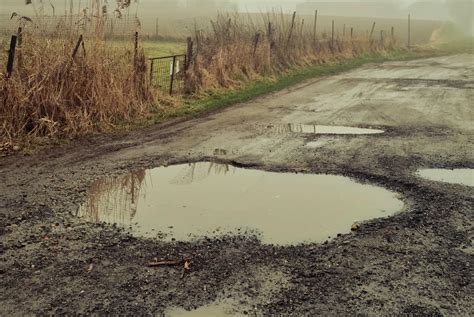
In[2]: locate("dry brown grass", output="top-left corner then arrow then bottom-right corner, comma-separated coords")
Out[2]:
186,12 -> 399,92
1,1 -> 156,143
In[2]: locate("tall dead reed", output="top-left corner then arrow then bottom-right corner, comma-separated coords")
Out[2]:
1,0 -> 153,142
187,11 -> 397,92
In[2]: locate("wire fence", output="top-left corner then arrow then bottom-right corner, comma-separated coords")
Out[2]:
0,14 -> 140,39
149,55 -> 187,95
2,12 -> 418,96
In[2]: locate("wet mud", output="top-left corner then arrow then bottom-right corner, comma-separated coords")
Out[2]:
1,54 -> 473,315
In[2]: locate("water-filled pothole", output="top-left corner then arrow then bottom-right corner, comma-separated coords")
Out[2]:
165,303 -> 243,317
272,124 -> 384,135
305,140 -> 331,148
77,163 -> 403,245
416,169 -> 473,187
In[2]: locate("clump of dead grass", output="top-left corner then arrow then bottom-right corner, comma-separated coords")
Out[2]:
0,0 -> 155,143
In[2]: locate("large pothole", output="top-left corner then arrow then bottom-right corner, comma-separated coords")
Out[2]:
77,162 -> 404,245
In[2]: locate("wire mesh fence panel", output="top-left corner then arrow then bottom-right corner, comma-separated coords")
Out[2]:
149,55 -> 186,95
0,14 -> 140,40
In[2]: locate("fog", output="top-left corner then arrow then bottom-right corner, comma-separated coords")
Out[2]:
1,0 -> 472,35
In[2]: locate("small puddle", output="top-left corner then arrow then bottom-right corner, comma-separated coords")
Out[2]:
164,303 -> 244,317
272,124 -> 384,135
416,169 -> 474,187
305,140 -> 330,148
77,163 -> 403,245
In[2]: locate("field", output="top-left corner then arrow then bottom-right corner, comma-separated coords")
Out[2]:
142,40 -> 185,57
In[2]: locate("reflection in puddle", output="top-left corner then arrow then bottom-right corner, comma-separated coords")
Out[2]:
417,169 -> 473,187
77,163 -> 403,245
164,303 -> 245,317
273,124 -> 384,135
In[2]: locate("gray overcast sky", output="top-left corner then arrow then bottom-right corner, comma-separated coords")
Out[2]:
0,0 -> 450,10
1,1 -> 471,20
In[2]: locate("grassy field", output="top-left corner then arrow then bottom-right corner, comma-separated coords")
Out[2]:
142,40 -> 186,57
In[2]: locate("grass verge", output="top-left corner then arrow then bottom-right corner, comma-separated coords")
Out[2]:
140,49 -> 432,126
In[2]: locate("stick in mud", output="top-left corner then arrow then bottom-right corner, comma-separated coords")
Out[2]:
148,259 -> 191,279
148,260 -> 182,267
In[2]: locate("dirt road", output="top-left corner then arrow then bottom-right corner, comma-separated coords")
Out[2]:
1,54 -> 473,315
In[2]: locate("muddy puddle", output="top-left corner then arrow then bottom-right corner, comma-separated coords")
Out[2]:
305,140 -> 331,148
77,162 -> 403,245
271,124 -> 384,135
164,303 -> 244,317
416,168 -> 474,187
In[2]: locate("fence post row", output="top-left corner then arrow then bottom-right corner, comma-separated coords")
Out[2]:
6,35 -> 18,78
147,11 -> 408,96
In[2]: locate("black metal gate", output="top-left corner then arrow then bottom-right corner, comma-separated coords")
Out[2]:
149,54 -> 187,95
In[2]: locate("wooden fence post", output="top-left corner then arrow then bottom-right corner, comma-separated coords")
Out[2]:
252,32 -> 260,58
72,34 -> 83,60
408,14 -> 411,49
369,22 -> 376,40
169,55 -> 177,95
268,22 -> 275,58
6,35 -> 17,78
286,11 -> 296,49
331,20 -> 335,49
133,31 -> 139,68
149,59 -> 154,84
351,27 -> 354,39
186,37 -> 193,71
17,27 -> 23,46
313,10 -> 318,43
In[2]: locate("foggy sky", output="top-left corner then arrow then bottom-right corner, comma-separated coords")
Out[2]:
1,0 -> 472,26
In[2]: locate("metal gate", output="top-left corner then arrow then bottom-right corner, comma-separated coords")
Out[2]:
149,54 -> 187,95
